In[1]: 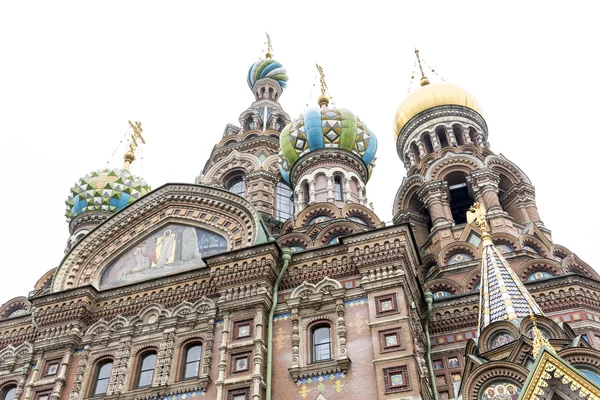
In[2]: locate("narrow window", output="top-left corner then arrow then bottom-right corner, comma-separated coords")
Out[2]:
1,386 -> 16,400
137,352 -> 157,388
437,127 -> 449,148
183,344 -> 202,380
228,176 -> 246,198
423,134 -> 434,153
334,176 -> 343,201
312,324 -> 332,362
303,182 -> 310,204
276,182 -> 294,222
446,172 -> 473,225
93,361 -> 113,396
454,125 -> 465,145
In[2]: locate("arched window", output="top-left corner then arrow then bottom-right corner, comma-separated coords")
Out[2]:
526,271 -> 553,282
468,128 -> 479,147
1,386 -> 16,400
446,172 -> 473,225
137,352 -> 157,388
182,343 -> 202,380
92,360 -> 113,396
490,332 -> 514,349
247,117 -> 255,130
311,324 -> 332,362
334,176 -> 343,201
410,143 -> 421,164
228,176 -> 246,198
447,252 -> 473,265
437,127 -> 449,148
523,245 -> 539,254
423,134 -> 434,153
453,125 -> 465,146
348,216 -> 368,225
276,182 -> 294,222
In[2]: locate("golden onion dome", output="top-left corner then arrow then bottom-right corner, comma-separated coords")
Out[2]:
393,81 -> 483,141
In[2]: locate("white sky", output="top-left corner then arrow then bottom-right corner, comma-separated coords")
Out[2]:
0,1 -> 598,303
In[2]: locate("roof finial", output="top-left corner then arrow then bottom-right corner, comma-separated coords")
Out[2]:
265,33 -> 273,59
467,202 -> 492,246
414,48 -> 430,87
316,63 -> 330,108
123,121 -> 145,170
530,314 -> 555,358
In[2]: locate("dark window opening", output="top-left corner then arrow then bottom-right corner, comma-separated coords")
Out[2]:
228,176 -> 246,198
454,126 -> 465,145
276,182 -> 294,221
312,324 -> 332,362
437,127 -> 449,148
334,176 -> 343,201
423,134 -> 434,153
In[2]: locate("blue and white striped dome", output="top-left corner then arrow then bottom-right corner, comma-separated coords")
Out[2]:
247,58 -> 289,90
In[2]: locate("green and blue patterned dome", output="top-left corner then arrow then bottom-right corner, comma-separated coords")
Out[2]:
65,168 -> 151,221
278,106 -> 378,183
247,58 -> 289,90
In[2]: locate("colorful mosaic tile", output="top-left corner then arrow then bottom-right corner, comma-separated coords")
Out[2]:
296,371 -> 345,385
215,320 -> 224,328
344,297 -> 367,307
160,390 -> 206,399
273,313 -> 291,322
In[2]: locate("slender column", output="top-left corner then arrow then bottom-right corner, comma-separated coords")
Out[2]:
343,178 -> 351,203
290,308 -> 300,370
429,132 -> 441,151
407,152 -> 417,167
467,169 -> 503,215
464,131 -> 473,145
23,354 -> 43,400
309,180 -> 316,204
15,360 -> 31,399
50,347 -> 72,400
326,176 -> 335,202
447,127 -> 458,146
215,314 -> 230,400
358,185 -> 366,205
417,141 -> 426,157
418,181 -> 452,229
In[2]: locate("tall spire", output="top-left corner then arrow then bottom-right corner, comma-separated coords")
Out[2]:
467,203 -> 544,335
414,49 -> 430,87
315,63 -> 330,108
123,120 -> 145,170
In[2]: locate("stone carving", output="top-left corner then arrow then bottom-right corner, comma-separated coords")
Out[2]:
154,332 -> 175,386
68,348 -> 88,400
106,341 -> 131,395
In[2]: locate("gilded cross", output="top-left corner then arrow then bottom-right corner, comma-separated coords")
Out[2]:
316,63 -> 328,96
265,32 -> 273,58
127,120 -> 145,152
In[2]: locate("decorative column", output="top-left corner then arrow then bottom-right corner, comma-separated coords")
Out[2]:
215,314 -> 230,400
418,181 -> 452,229
407,152 -> 417,167
447,127 -> 458,146
106,340 -> 131,396
69,347 -> 89,400
154,331 -> 175,386
23,354 -> 43,400
464,131 -> 473,145
50,346 -> 73,400
335,300 -> 349,362
202,318 -> 215,377
343,178 -> 352,203
326,176 -> 335,202
290,308 -> 300,371
467,169 -> 503,215
417,141 -> 426,157
309,180 -> 316,204
429,132 -> 441,151
252,307 -> 265,400
14,360 -> 32,400
476,133 -> 485,147
358,184 -> 366,205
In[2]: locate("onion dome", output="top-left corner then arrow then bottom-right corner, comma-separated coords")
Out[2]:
278,106 -> 378,182
247,58 -> 289,90
65,168 -> 150,221
393,79 -> 483,141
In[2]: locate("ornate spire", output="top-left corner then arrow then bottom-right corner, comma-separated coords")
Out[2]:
123,120 -> 145,170
265,32 -> 273,59
467,203 -> 544,335
316,63 -> 330,108
414,49 -> 430,87
530,314 -> 555,358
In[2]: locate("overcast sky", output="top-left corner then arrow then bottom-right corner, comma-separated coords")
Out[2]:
0,1 -> 598,303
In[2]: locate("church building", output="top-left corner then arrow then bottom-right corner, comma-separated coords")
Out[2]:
0,40 -> 599,400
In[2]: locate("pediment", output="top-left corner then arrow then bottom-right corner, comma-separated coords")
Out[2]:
53,184 -> 268,291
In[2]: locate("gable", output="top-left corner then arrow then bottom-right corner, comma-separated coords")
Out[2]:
53,184 -> 268,291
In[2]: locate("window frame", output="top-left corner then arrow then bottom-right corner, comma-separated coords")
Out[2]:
232,319 -> 254,341
231,352 -> 251,374
374,293 -> 399,316
0,385 -> 17,400
379,328 -> 404,352
310,323 -> 333,363
228,387 -> 250,400
227,175 -> 246,198
383,365 -> 410,393
275,181 -> 294,222
33,390 -> 52,400
333,175 -> 343,201
91,359 -> 113,397
136,350 -> 157,389
42,358 -> 61,377
181,342 -> 203,381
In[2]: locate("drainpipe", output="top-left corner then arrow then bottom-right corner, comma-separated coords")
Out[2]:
424,292 -> 438,400
266,247 -> 293,400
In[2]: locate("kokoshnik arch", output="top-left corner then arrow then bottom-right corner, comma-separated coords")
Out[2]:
0,41 -> 599,400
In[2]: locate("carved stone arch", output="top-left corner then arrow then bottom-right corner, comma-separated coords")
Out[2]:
564,254 -> 600,279
53,184 -> 265,291
438,242 -> 479,266
171,301 -> 194,318
485,154 -> 532,185
291,281 -> 318,299
518,314 -> 564,340
263,154 -> 280,171
516,259 -> 565,281
439,147 -> 459,157
425,153 -> 484,180
107,315 -> 129,332
0,297 -> 31,320
341,204 -> 381,227
34,268 -> 56,291
85,319 -> 110,336
132,343 -> 161,358
479,321 -> 521,353
421,254 -> 439,281
0,342 -> 33,361
88,350 -> 117,366
314,277 -> 343,294
280,218 -> 294,234
314,222 -> 358,246
392,174 -> 425,215
295,203 -> 341,228
462,361 -> 530,400
277,232 -> 312,250
301,314 -> 337,329
192,296 -> 216,314
519,234 -> 550,258
217,136 -> 240,147
203,150 -> 261,183
129,303 -> 170,327
462,267 -> 483,293
491,232 -> 520,251
424,278 -> 462,296
291,277 -> 343,299
550,244 -> 570,264
559,348 -> 600,371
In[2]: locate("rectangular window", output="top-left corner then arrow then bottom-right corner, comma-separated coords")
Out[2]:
35,391 -> 52,400
375,294 -> 398,316
379,328 -> 403,352
231,353 -> 251,373
233,319 -> 254,340
228,388 -> 250,400
383,366 -> 410,393
43,358 -> 61,377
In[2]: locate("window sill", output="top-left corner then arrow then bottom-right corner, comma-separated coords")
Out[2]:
288,358 -> 350,382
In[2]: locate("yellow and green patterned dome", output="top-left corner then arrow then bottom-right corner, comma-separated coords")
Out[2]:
278,106 -> 378,183
65,168 -> 150,221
